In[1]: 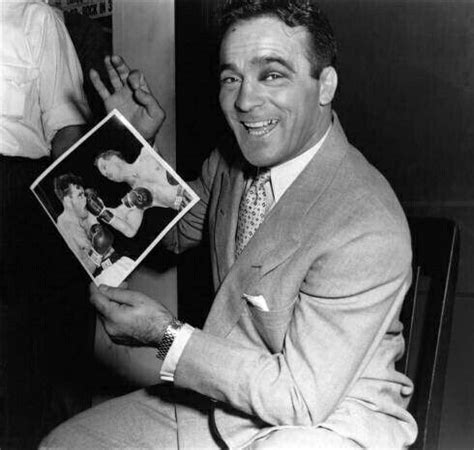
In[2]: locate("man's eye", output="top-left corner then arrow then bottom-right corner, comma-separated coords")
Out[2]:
220,76 -> 240,85
263,72 -> 282,81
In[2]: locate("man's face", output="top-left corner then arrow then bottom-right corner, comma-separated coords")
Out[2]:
219,16 -> 330,167
68,184 -> 88,219
97,155 -> 124,182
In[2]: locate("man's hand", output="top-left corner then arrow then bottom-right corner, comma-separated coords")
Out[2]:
90,55 -> 165,142
90,283 -> 173,347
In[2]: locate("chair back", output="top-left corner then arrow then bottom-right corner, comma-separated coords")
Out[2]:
398,217 -> 460,450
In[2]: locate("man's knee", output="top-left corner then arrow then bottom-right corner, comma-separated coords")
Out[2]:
39,422 -> 82,450
40,387 -> 180,449
252,427 -> 361,450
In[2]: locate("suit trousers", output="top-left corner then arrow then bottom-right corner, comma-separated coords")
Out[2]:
40,385 -> 219,449
41,384 -> 362,449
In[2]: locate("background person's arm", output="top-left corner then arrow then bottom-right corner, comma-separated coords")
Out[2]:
36,6 -> 89,159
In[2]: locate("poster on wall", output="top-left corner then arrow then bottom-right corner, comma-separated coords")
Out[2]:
30,109 -> 199,288
49,0 -> 113,19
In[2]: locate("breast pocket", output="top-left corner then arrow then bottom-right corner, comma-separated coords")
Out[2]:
247,297 -> 297,353
0,65 -> 38,118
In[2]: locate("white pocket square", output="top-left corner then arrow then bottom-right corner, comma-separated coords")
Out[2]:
242,293 -> 269,312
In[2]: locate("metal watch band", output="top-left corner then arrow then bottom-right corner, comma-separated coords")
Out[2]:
173,185 -> 184,211
155,318 -> 184,360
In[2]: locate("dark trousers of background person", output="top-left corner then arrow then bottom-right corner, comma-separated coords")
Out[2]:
0,155 -> 95,449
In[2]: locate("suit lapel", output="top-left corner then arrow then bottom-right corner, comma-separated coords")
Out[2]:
213,157 -> 246,282
206,115 -> 350,337
253,116 -> 349,276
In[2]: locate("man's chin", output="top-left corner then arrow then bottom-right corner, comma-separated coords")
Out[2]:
240,145 -> 279,168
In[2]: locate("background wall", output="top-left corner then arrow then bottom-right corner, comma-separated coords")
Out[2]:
175,0 -> 221,327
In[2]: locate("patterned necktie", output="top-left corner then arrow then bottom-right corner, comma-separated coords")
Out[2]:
235,169 -> 271,258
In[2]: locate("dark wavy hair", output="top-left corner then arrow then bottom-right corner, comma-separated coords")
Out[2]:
218,0 -> 337,79
54,173 -> 84,201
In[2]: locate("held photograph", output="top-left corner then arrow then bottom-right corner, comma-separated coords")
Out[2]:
30,109 -> 199,287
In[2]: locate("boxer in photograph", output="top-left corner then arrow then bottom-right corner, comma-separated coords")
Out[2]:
94,148 -> 191,213
55,173 -> 101,273
54,173 -> 134,284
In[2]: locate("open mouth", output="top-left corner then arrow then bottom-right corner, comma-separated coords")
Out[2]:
241,119 -> 279,136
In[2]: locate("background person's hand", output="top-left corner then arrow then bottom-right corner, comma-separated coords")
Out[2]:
90,282 -> 173,347
90,55 -> 165,142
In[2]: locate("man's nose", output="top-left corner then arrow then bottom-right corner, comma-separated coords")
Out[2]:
235,80 -> 263,112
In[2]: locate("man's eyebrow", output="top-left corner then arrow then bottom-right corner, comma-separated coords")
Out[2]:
251,55 -> 296,73
219,62 -> 237,74
219,56 -> 296,74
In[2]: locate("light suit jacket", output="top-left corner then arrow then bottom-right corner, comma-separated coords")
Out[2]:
165,115 -> 417,449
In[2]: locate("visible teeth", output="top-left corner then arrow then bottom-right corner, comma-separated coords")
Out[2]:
241,119 -> 278,136
243,119 -> 277,128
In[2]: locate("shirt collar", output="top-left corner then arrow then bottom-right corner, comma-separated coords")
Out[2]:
270,123 -> 332,203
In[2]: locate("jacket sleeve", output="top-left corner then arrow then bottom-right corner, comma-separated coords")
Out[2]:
173,208 -> 412,427
162,148 -> 221,254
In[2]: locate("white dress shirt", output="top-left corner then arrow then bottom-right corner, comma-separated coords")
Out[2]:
0,0 -> 89,158
160,124 -> 332,382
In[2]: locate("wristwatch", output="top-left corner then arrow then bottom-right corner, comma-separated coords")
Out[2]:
155,317 -> 184,360
174,185 -> 185,210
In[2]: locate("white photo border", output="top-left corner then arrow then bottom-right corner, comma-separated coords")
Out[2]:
31,109 -> 200,286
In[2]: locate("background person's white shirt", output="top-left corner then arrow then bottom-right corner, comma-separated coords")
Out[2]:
0,0 -> 89,158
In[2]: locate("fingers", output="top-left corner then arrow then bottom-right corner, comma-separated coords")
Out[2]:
105,55 -> 126,92
139,73 -> 150,93
128,71 -> 161,116
111,55 -> 131,84
89,282 -> 113,317
135,89 -> 164,119
90,285 -> 139,332
119,281 -> 129,289
89,68 -> 110,101
105,55 -> 132,92
98,284 -> 138,306
128,70 -> 148,92
128,70 -> 165,122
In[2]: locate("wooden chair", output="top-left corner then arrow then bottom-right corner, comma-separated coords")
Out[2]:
398,217 -> 460,450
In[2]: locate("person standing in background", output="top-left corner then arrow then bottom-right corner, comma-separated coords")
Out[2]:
0,0 -> 90,447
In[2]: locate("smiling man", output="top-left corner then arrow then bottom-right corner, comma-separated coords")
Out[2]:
42,1 -> 417,448
218,15 -> 336,168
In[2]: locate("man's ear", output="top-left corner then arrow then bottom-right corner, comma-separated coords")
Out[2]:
319,66 -> 338,106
